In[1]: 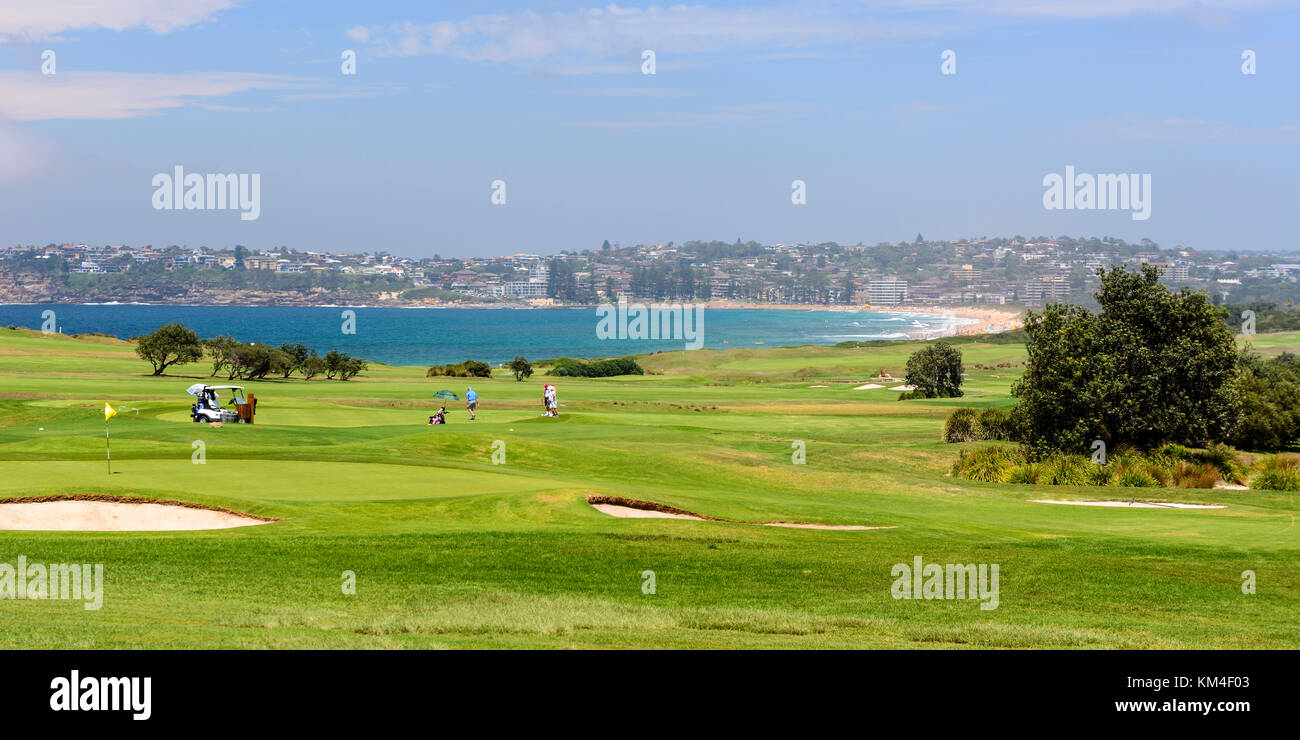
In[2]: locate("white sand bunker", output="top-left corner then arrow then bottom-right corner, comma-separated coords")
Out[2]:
0,497 -> 276,531
1033,499 -> 1225,510
853,383 -> 885,390
588,496 -> 892,531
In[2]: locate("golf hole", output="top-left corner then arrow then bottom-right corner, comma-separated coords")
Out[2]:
1032,499 -> 1225,510
587,495 -> 893,531
0,495 -> 277,531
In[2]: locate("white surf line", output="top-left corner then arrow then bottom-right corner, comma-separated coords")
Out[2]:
1033,499 -> 1225,510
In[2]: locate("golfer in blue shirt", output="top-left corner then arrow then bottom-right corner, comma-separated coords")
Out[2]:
466,386 -> 478,420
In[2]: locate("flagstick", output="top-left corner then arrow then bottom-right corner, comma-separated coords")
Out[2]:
105,418 -> 111,475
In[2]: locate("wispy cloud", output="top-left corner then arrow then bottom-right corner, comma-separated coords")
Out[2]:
343,1 -> 1300,74
0,0 -> 238,41
574,101 -> 821,131
346,5 -> 951,69
0,71 -> 315,120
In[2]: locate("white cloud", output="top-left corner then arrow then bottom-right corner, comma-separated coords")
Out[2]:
881,0 -> 1296,18
344,1 -> 1300,72
0,71 -> 315,120
0,0 -> 237,40
346,5 -> 948,66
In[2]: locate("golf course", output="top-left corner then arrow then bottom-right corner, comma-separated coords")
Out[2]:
1,325 -> 1296,649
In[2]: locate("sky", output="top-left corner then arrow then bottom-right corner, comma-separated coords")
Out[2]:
0,0 -> 1296,258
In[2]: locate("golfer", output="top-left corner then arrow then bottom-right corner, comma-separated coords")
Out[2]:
545,383 -> 558,418
466,386 -> 478,420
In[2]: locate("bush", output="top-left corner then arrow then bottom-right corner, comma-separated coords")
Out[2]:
1117,470 -> 1161,488
1041,455 -> 1091,486
1251,454 -> 1300,491
427,360 -> 492,378
951,445 -> 1024,483
942,408 -> 981,443
977,408 -> 1013,441
548,357 -> 644,377
1195,442 -> 1246,484
1086,464 -> 1117,486
1007,462 -> 1045,485
1171,461 -> 1222,489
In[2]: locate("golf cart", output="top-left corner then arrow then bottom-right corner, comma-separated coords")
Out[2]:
187,384 -> 257,424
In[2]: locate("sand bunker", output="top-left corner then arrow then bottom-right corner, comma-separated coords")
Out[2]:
0,496 -> 276,531
889,384 -> 917,391
853,383 -> 885,390
588,495 -> 892,531
1033,499 -> 1225,510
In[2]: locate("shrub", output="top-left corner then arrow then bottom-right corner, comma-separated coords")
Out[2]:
1042,455 -> 1091,486
1251,454 -> 1300,491
1117,470 -> 1161,488
1086,464 -> 1117,486
427,360 -> 492,378
951,445 -> 1024,483
977,408 -> 1013,441
1195,442 -> 1246,484
548,357 -> 644,377
1006,462 -> 1045,485
1171,462 -> 1222,489
942,408 -> 981,443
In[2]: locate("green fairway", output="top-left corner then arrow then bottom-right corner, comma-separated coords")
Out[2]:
1,326 -> 1296,649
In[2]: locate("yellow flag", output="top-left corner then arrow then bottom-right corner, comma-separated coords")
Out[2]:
104,403 -> 117,421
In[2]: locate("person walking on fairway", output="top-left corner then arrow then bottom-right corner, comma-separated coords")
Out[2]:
466,385 -> 478,420
545,383 -> 558,418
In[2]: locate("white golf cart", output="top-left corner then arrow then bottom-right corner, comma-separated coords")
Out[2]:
187,384 -> 257,424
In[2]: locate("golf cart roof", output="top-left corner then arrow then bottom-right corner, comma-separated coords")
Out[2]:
186,383 -> 245,397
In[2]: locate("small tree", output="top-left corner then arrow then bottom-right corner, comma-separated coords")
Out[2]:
338,356 -> 367,381
135,323 -> 202,375
278,342 -> 311,376
202,335 -> 238,377
269,348 -> 298,379
904,341 -> 964,398
508,356 -> 533,381
301,354 -> 326,380
324,349 -> 343,379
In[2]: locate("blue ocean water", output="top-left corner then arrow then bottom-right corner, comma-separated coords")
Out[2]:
0,304 -> 972,366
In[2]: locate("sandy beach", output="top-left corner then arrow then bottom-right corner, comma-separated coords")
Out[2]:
695,299 -> 1024,336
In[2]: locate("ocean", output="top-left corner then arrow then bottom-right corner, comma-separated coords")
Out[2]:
0,304 -> 976,367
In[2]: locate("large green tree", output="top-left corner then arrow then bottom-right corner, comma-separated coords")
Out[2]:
135,323 -> 202,375
1011,264 -> 1240,455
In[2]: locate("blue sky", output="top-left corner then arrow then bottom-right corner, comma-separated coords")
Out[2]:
0,1 -> 1296,257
